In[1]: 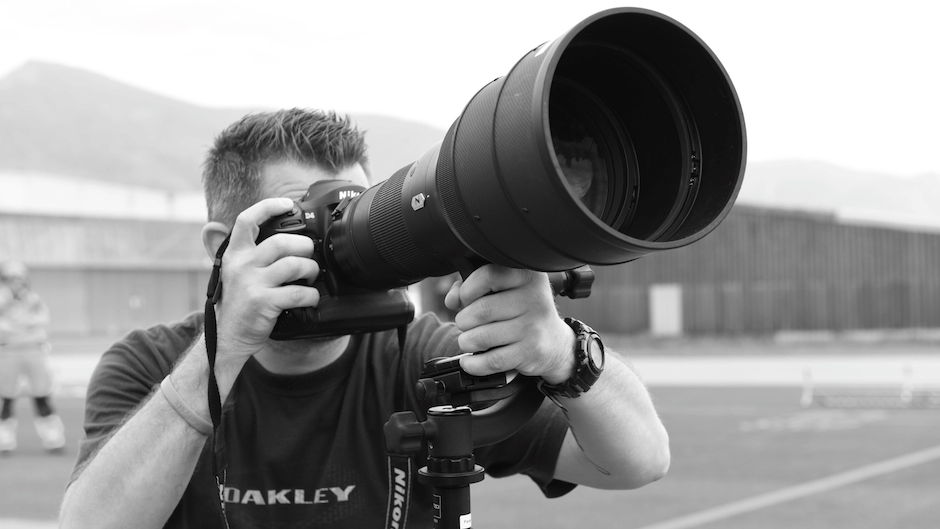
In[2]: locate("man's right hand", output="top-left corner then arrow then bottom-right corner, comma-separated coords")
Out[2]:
212,197 -> 321,364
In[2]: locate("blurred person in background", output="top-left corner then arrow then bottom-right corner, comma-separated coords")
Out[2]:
0,260 -> 66,453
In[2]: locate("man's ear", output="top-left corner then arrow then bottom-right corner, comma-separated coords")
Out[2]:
202,221 -> 231,259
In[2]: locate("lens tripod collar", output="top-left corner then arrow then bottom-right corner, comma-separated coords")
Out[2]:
537,318 -> 605,408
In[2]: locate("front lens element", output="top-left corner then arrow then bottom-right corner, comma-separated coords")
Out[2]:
551,102 -> 610,221
550,79 -> 635,231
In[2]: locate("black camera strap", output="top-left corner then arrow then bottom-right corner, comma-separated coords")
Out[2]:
204,235 -> 231,529
385,324 -> 414,529
385,451 -> 414,529
205,237 -> 228,430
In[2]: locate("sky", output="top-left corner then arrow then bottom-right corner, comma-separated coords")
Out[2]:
1,0 -> 938,178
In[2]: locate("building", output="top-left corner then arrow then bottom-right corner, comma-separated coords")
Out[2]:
555,205 -> 940,335
3,197 -> 938,338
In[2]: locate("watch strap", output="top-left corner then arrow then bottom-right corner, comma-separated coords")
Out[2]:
538,317 -> 604,406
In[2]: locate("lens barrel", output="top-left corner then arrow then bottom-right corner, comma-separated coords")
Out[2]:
330,7 -> 746,289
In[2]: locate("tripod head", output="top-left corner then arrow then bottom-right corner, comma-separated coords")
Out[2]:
384,355 -> 546,454
384,357 -> 546,528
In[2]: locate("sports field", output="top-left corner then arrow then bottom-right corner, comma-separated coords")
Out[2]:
2,337 -> 939,528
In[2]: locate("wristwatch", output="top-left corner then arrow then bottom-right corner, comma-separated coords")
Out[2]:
538,318 -> 606,406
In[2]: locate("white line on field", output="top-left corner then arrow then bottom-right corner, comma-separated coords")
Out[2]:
0,519 -> 57,529
635,444 -> 940,529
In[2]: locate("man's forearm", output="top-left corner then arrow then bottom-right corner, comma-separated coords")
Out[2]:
552,352 -> 671,489
60,336 -> 245,529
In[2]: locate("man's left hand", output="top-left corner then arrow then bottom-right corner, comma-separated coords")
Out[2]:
444,264 -> 576,384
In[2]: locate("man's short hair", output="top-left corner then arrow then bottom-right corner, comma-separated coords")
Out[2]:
202,108 -> 370,226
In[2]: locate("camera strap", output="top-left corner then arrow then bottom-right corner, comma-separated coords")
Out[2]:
204,234 -> 231,529
385,325 -> 413,529
385,452 -> 413,529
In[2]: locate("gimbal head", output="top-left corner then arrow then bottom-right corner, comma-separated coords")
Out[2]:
384,357 -> 546,528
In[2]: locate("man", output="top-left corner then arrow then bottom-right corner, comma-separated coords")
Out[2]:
0,261 -> 66,453
59,109 -> 670,528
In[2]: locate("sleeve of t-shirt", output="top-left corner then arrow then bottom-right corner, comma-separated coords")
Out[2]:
68,314 -> 201,487
401,313 -> 577,498
474,399 -> 577,498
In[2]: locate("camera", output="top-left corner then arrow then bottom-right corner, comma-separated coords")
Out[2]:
259,7 -> 746,339
256,180 -> 418,339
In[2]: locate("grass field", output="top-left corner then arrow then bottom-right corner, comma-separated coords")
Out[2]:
2,340 -> 939,528
472,386 -> 940,529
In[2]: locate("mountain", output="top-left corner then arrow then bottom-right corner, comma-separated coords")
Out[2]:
2,62 -> 938,232
0,61 -> 248,191
738,160 -> 940,231
0,61 -> 446,192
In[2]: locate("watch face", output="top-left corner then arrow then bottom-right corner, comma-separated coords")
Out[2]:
588,335 -> 604,370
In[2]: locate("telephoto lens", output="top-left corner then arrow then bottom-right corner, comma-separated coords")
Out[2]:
327,7 -> 747,290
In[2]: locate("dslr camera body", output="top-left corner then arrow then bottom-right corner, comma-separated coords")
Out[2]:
257,179 -> 417,340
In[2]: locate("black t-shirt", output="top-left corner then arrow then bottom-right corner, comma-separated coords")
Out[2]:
71,311 -> 574,528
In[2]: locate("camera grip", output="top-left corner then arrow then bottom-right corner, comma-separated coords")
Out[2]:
269,290 -> 415,340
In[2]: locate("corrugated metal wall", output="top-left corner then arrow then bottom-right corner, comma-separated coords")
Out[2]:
28,266 -> 210,336
1,213 -> 210,336
555,206 -> 940,334
0,213 -> 207,266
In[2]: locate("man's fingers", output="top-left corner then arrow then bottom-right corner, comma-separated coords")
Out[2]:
228,197 -> 296,250
456,318 -> 517,354
457,265 -> 531,308
254,233 -> 316,267
264,256 -> 319,286
458,343 -> 525,376
443,277 -> 464,311
270,284 -> 321,310
453,290 -> 520,330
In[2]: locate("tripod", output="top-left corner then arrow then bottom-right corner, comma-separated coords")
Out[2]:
384,356 -> 545,529
383,266 -> 593,527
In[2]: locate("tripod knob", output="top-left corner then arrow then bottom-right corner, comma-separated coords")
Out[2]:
415,377 -> 444,401
384,411 -> 425,455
